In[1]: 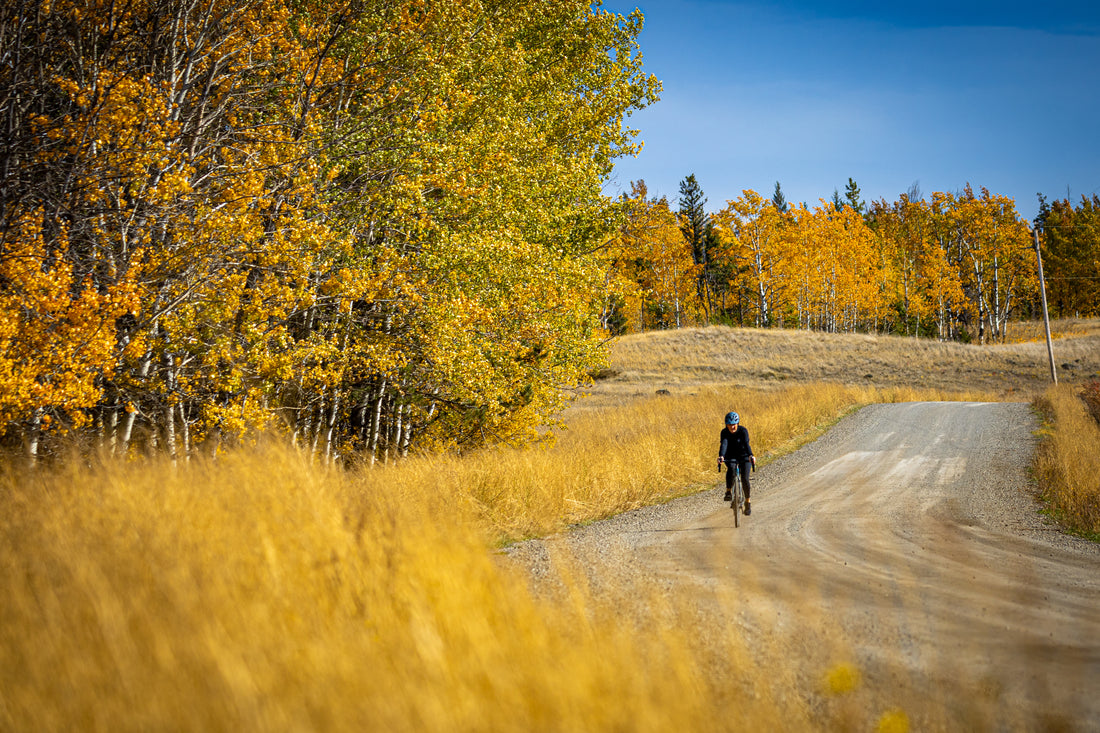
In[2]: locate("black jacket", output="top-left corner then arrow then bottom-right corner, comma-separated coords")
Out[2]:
719,426 -> 753,462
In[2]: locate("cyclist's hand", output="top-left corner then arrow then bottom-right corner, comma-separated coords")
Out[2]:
750,455 -> 756,468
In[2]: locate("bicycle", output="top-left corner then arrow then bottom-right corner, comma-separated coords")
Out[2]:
720,459 -> 751,527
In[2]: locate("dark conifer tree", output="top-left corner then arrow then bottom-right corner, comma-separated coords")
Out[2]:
678,174 -> 709,264
831,188 -> 843,212
772,181 -> 789,213
845,177 -> 866,216
678,174 -> 712,321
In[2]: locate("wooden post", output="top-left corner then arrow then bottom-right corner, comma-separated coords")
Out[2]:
1034,226 -> 1057,384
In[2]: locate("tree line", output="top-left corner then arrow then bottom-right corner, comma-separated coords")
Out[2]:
603,176 -> 1100,341
7,0 -> 1097,462
0,0 -> 658,460
1036,194 -> 1100,319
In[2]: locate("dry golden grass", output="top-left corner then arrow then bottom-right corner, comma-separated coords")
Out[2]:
590,321 -> 1099,535
1035,384 -> 1100,537
1003,316 -> 1100,344
590,321 -> 1100,406
368,381 -> 993,545
0,445 -> 884,732
0,382 -> 946,731
373,383 -> 874,543
4,323 -> 1097,731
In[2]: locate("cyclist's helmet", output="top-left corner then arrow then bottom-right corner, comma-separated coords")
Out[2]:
725,411 -> 740,426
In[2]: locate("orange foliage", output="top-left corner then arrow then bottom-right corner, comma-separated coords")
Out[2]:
0,213 -> 139,433
613,184 -> 1037,342
0,0 -> 659,458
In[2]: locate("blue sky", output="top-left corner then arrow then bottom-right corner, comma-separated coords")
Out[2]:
601,0 -> 1100,221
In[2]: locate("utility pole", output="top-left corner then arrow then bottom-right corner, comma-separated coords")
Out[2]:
1033,226 -> 1057,384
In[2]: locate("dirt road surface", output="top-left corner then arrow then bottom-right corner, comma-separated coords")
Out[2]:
508,402 -> 1100,729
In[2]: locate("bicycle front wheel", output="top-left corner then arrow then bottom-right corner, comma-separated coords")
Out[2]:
732,468 -> 741,527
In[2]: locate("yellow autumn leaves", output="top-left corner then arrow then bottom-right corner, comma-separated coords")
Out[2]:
1,0 -> 658,459
607,183 -> 1037,341
0,213 -> 140,432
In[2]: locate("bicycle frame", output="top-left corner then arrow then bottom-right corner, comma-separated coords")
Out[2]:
725,461 -> 744,527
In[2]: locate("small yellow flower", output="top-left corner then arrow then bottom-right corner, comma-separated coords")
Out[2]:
823,662 -> 861,695
877,708 -> 909,733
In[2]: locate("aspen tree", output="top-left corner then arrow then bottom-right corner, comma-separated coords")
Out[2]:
713,190 -> 788,328
607,182 -> 700,331
0,0 -> 659,457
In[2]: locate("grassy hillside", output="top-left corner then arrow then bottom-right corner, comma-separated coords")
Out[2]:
583,319 -> 1100,408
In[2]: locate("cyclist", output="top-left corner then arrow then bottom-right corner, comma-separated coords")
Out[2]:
718,411 -> 756,514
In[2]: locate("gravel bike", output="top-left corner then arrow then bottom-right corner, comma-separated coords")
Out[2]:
721,459 -> 750,527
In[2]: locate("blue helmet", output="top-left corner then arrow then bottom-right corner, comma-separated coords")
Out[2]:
725,411 -> 740,426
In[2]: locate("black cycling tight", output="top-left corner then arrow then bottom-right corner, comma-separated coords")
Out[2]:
725,460 -> 751,500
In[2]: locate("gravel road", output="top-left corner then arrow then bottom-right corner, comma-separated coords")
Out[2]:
505,402 -> 1100,729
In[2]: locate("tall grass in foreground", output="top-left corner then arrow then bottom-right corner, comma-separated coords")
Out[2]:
1,443 -> 890,731
1035,384 -> 1100,536
0,382 -> 992,731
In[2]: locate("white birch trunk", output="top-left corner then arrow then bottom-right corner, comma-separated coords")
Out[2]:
323,392 -> 340,463
369,380 -> 388,467
26,409 -> 42,465
179,402 -> 191,460
310,394 -> 324,455
107,406 -> 119,454
165,403 -> 177,462
121,347 -> 154,450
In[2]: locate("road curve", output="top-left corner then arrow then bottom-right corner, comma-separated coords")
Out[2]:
510,402 -> 1100,728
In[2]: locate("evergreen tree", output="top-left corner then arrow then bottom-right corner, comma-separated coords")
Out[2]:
845,177 -> 866,216
772,181 -> 789,213
678,174 -> 709,263
678,174 -> 712,320
1037,193 -> 1100,317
